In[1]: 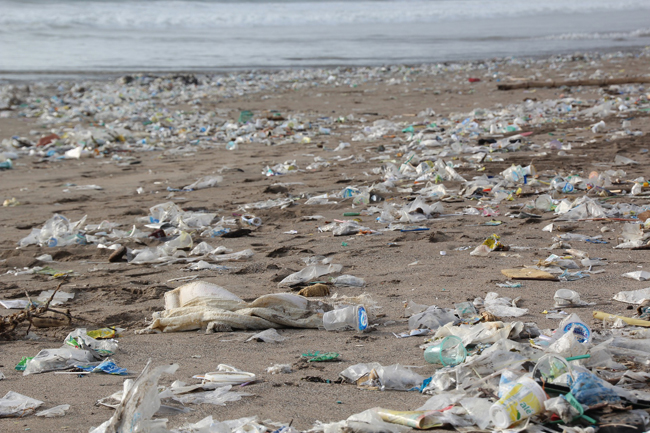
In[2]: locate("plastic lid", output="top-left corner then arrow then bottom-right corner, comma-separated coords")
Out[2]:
563,322 -> 591,343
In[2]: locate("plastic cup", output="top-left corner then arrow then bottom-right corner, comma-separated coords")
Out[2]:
489,376 -> 548,429
423,336 -> 466,366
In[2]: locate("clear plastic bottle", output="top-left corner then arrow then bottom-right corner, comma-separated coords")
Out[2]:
322,305 -> 368,331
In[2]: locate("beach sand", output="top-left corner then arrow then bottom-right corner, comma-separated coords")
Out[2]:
1,51 -> 650,432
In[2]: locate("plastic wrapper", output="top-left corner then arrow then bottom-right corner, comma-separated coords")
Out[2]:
331,275 -> 366,287
613,288 -> 650,304
267,364 -> 292,374
183,175 -> 222,190
210,249 -> 254,262
543,396 -> 578,423
24,347 -> 97,375
35,404 -> 71,418
201,364 -> 256,386
340,363 -> 425,391
375,408 -> 448,429
460,397 -> 493,430
277,264 -> 343,287
246,328 -> 285,343
484,292 -> 528,317
0,391 -> 43,417
622,271 -> 650,281
408,307 -> 457,330
314,408 -> 410,433
65,328 -> 118,356
570,372 -> 621,406
172,385 -> 251,406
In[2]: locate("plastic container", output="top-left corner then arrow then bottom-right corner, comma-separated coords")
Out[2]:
535,194 -> 553,211
489,376 -> 548,429
241,215 -> 262,226
559,313 -> 591,343
423,336 -> 466,366
322,305 -> 368,331
553,289 -> 582,307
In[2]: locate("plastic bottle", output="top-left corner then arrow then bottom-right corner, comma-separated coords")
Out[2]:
322,305 -> 368,331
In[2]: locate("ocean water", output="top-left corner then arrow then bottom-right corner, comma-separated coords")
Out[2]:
1,0 -> 649,79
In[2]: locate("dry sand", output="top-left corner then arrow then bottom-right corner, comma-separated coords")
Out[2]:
1,51 -> 650,432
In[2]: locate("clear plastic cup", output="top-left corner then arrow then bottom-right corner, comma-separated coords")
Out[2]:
424,336 -> 467,366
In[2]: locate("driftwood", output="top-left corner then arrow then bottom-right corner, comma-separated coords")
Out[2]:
498,76 -> 650,91
0,282 -> 72,338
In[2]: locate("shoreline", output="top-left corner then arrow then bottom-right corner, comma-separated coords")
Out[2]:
1,46 -> 648,84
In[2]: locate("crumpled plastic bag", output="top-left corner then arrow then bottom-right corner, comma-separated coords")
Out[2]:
408,307 -> 458,330
0,391 -> 43,417
613,288 -> 650,305
484,292 -> 528,317
172,385 -> 251,406
35,404 -> 70,418
570,372 -> 621,406
24,347 -> 97,375
246,328 -> 286,343
339,363 -> 425,391
277,264 -> 342,287
313,408 -> 410,433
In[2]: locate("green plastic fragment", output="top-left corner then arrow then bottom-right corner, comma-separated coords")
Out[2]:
238,110 -> 254,124
15,356 -> 33,371
302,351 -> 340,362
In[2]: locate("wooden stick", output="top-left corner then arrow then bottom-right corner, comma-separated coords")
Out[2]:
498,76 -> 650,91
593,311 -> 650,327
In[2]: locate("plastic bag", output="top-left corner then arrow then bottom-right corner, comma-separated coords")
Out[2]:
267,364 -> 292,374
277,264 -> 343,287
172,385 -> 251,406
331,275 -> 366,287
613,288 -> 650,304
35,404 -> 70,418
65,328 -> 118,356
24,347 -> 97,375
460,398 -> 493,429
408,307 -> 457,330
0,391 -> 43,417
246,329 -> 285,343
570,372 -> 621,406
484,292 -> 528,317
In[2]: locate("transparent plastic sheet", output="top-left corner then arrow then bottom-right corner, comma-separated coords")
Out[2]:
331,275 -> 366,287
432,321 -> 525,346
339,363 -> 425,391
408,307 -> 457,330
314,408 -> 410,433
613,288 -> 650,304
0,391 -> 43,417
35,404 -> 70,418
172,385 -> 251,406
484,292 -> 528,317
90,361 -> 178,433
24,347 -> 97,375
245,329 -> 286,343
459,397 -> 493,430
64,328 -> 118,356
277,264 -> 343,287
